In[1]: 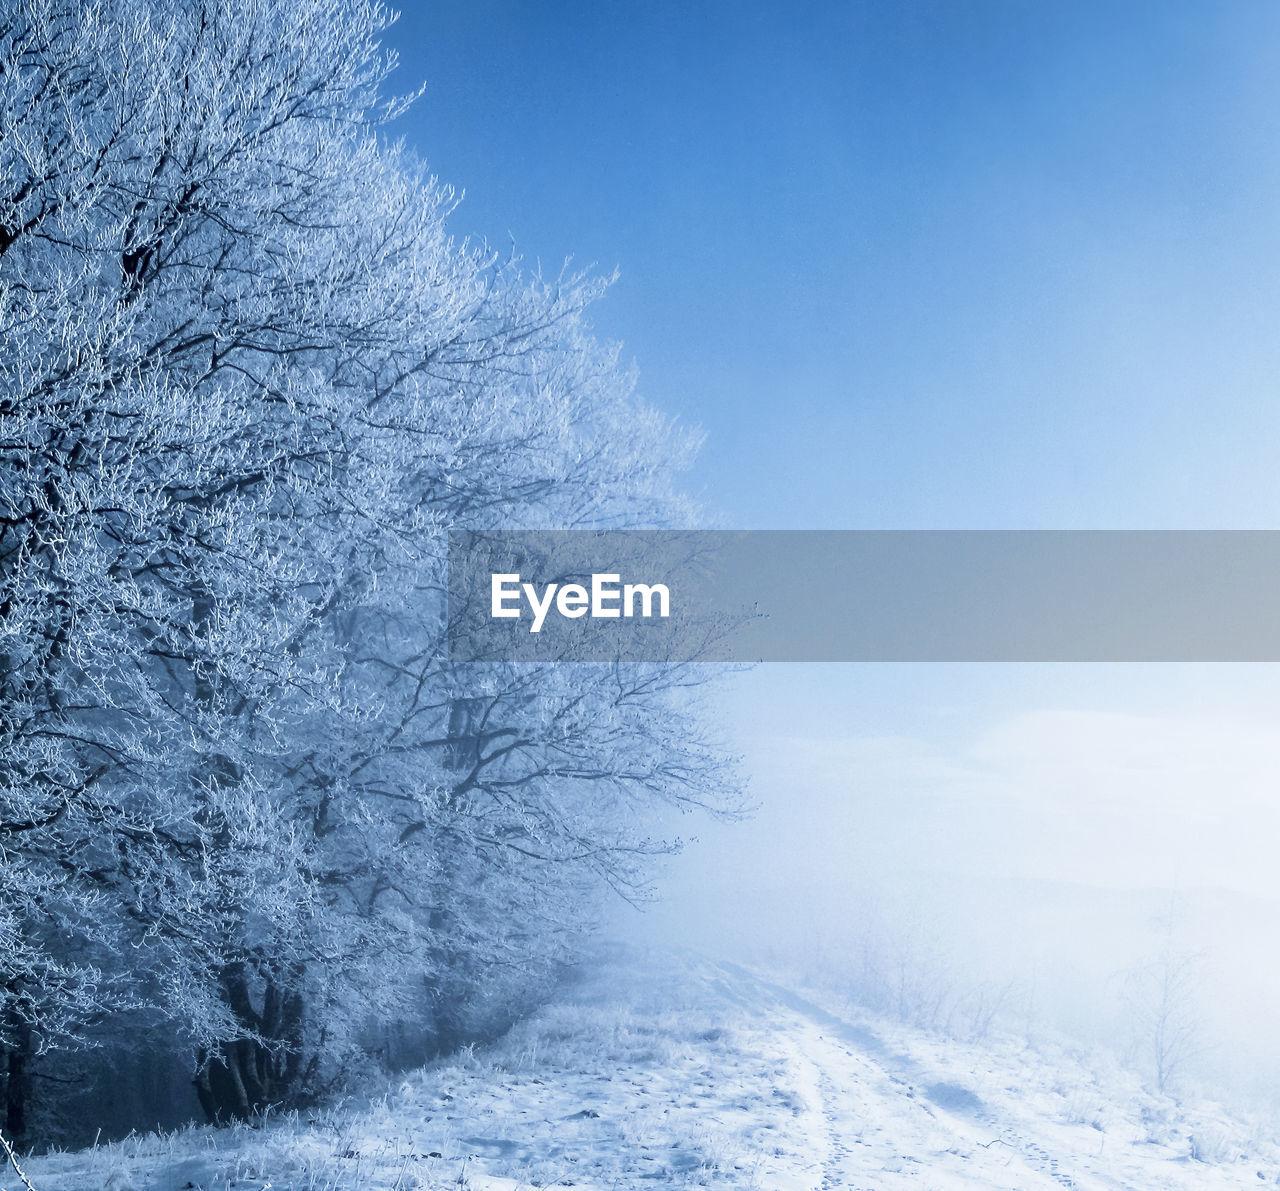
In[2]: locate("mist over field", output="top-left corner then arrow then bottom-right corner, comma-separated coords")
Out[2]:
634,664 -> 1280,1113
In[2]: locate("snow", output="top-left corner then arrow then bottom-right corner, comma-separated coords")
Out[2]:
16,948 -> 1280,1190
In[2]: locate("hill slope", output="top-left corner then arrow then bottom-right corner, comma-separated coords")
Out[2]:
19,950 -> 1279,1190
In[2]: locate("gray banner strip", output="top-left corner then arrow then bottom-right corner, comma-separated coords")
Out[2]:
446,531 -> 1280,662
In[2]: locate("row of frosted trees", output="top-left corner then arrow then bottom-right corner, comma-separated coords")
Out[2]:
0,0 -> 737,1140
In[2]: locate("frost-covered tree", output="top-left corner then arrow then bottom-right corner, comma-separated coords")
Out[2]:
1122,899 -> 1204,1095
0,0 -> 738,1134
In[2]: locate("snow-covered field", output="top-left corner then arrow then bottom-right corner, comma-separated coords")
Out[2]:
16,949 -> 1280,1190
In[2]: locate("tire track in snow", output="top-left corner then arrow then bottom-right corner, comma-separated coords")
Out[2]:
710,961 -> 1136,1191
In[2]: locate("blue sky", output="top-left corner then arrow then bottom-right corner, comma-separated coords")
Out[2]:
387,5 -> 1280,927
388,0 -> 1280,530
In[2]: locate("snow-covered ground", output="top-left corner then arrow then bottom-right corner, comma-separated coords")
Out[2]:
16,949 -> 1280,1190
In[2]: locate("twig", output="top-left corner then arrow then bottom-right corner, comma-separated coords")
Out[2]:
0,1127 -> 38,1191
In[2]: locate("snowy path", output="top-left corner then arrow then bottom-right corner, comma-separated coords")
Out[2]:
712,960 -> 1274,1191
716,962 -> 1082,1190
20,949 -> 1279,1191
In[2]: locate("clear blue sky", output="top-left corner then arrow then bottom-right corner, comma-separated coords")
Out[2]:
387,0 -> 1280,530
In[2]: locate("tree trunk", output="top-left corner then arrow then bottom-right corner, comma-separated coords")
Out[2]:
192,965 -> 305,1122
2,1022 -> 32,1140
